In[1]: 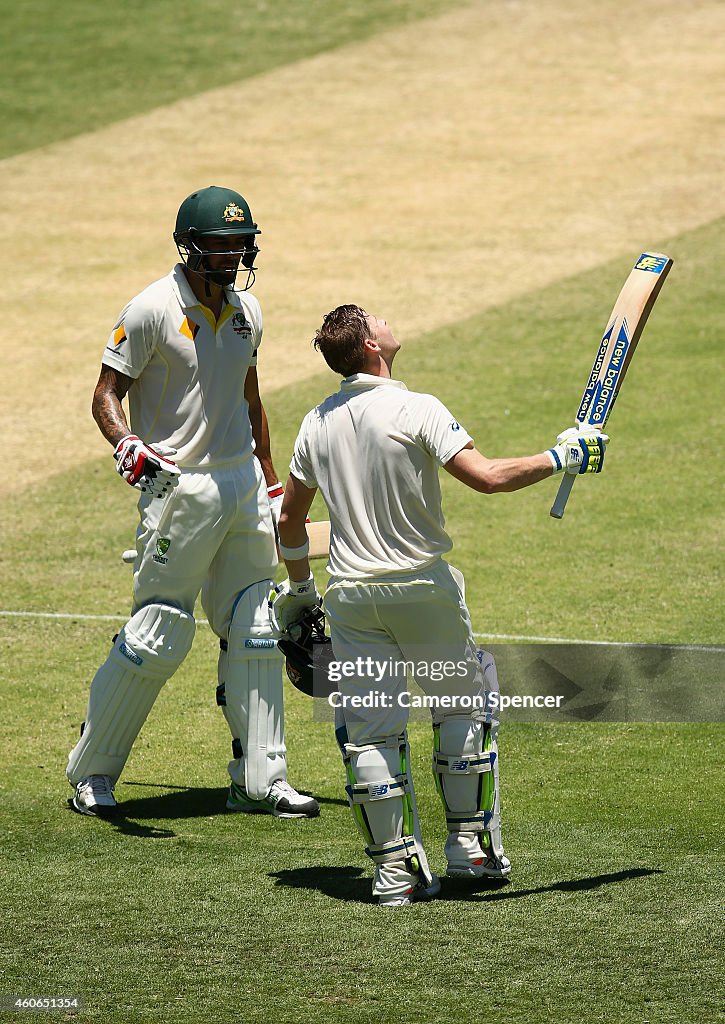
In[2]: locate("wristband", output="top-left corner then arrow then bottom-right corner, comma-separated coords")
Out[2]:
267,482 -> 284,500
279,540 -> 310,560
546,447 -> 563,472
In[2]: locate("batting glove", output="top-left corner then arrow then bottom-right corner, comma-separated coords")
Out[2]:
113,435 -> 181,497
547,427 -> 608,475
270,576 -> 321,631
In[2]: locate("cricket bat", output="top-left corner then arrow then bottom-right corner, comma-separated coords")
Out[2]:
550,251 -> 673,520
306,520 -> 331,560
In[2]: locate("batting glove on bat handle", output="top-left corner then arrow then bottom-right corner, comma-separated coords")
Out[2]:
547,429 -> 609,475
113,434 -> 181,498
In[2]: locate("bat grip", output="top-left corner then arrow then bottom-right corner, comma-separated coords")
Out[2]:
550,472 -> 575,519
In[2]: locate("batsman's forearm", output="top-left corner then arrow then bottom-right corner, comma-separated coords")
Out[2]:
250,400 -> 278,485
278,511 -> 312,583
92,373 -> 132,447
283,555 -> 312,583
484,453 -> 554,492
278,511 -> 309,548
447,446 -> 554,494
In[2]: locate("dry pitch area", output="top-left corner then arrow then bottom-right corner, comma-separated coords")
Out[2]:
2,0 -> 724,491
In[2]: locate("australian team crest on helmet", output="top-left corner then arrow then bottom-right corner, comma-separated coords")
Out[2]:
223,202 -> 246,223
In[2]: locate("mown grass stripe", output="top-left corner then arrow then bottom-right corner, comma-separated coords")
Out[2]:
1,610 -> 721,652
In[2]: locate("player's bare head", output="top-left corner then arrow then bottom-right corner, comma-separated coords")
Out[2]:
313,304 -> 371,377
174,186 -> 260,291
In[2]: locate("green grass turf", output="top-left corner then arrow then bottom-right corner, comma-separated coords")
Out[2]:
1,218 -> 723,1022
0,0 -> 464,159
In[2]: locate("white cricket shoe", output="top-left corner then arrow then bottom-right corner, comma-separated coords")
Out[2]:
226,779 -> 320,818
375,861 -> 442,908
445,831 -> 512,878
71,775 -> 118,817
446,853 -> 512,879
377,874 -> 442,909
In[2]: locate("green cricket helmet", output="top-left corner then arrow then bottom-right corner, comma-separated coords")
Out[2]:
173,185 -> 261,289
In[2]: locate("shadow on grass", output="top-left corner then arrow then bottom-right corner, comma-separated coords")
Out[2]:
271,865 -> 374,903
118,784 -> 229,820
64,780 -> 340,838
119,781 -> 347,814
270,865 -> 663,904
440,866 -> 663,902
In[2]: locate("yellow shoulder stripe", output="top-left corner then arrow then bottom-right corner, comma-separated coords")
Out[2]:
113,324 -> 126,346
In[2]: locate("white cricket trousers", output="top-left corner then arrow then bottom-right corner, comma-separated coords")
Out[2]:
323,559 -> 487,743
132,454 -> 278,634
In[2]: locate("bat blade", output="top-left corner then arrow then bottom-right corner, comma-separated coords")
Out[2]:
550,251 -> 673,520
307,520 -> 331,560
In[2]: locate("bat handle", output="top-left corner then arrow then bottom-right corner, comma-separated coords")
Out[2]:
550,472 -> 575,519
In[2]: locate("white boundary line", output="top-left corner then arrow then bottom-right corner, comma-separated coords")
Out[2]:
1,609 -> 722,652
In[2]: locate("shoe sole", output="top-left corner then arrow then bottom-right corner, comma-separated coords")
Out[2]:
69,797 -> 119,819
378,877 -> 441,908
446,864 -> 511,879
273,809 -> 320,819
226,801 -> 320,818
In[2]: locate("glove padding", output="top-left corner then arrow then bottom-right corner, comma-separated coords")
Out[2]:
113,435 -> 180,497
270,576 -> 321,631
547,427 -> 608,475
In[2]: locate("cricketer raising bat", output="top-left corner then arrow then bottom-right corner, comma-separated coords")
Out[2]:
550,251 -> 673,520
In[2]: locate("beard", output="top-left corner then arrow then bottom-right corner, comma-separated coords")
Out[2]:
205,265 -> 238,286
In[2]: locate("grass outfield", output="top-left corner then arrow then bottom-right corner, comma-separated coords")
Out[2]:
0,0 -> 462,158
1,220 -> 723,1022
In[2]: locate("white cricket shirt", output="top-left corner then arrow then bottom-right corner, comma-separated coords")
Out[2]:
101,265 -> 262,467
290,374 -> 472,578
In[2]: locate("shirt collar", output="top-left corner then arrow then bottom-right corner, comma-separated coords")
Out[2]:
340,373 -> 408,392
170,264 -> 243,311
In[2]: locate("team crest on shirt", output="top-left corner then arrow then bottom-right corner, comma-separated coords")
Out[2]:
223,203 -> 246,223
231,311 -> 251,337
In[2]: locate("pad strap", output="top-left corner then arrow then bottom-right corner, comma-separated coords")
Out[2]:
346,775 -> 408,803
365,835 -> 419,865
445,809 -> 494,832
432,751 -> 495,775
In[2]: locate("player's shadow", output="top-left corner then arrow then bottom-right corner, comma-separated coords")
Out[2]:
64,783 -> 230,838
440,866 -> 663,902
117,783 -> 229,821
65,781 -> 340,838
271,865 -> 374,902
270,865 -> 662,903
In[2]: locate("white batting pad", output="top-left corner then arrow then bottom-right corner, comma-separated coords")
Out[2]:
342,732 -> 434,892
67,604 -> 195,785
220,580 -> 286,800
